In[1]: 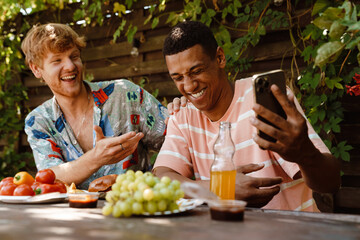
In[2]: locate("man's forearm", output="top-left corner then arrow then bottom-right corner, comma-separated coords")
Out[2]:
299,151 -> 341,193
50,150 -> 101,186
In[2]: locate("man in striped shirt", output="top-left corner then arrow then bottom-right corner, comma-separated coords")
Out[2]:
153,21 -> 340,211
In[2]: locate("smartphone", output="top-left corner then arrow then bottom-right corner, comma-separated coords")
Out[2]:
252,69 -> 287,143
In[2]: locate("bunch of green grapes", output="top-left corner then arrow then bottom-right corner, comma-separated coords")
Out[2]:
102,170 -> 184,217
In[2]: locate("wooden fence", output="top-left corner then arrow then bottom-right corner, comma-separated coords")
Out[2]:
14,1 -> 360,213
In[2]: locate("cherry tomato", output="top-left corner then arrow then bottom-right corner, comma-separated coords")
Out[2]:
0,183 -> 17,196
0,177 -> 14,190
35,169 -> 56,184
13,171 -> 35,186
13,184 -> 35,196
35,184 -> 60,195
31,181 -> 41,191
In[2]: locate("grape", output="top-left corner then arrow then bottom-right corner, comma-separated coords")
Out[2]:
145,201 -> 157,214
143,188 -> 154,201
160,176 -> 171,186
102,203 -> 113,216
135,171 -> 143,178
102,170 -> 185,218
134,190 -> 144,202
157,199 -> 167,212
132,202 -> 143,214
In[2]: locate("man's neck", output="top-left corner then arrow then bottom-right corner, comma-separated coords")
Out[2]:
55,83 -> 90,120
204,80 -> 235,122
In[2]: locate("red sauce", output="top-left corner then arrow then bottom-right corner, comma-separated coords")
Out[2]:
210,207 -> 244,221
69,199 -> 98,208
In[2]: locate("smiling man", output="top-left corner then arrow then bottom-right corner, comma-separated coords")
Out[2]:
22,23 -> 168,189
153,21 -> 340,211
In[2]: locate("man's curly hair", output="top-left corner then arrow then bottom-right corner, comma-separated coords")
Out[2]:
163,21 -> 218,59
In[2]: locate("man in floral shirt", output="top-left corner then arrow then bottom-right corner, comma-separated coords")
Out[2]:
22,23 -> 168,189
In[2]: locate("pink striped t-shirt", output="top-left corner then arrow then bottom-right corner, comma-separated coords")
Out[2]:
154,78 -> 329,212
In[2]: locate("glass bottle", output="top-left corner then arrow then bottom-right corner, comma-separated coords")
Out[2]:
210,122 -> 236,200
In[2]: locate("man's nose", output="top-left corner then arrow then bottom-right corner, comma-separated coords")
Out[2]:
63,57 -> 76,70
183,75 -> 198,93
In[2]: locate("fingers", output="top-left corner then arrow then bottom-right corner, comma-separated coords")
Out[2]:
180,96 -> 188,107
94,125 -> 105,142
110,132 -> 144,148
167,102 -> 174,115
244,186 -> 280,208
236,163 -> 265,174
270,84 -> 297,118
256,176 -> 283,188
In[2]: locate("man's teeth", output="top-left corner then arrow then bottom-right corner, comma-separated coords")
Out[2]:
191,89 -> 204,98
61,75 -> 75,80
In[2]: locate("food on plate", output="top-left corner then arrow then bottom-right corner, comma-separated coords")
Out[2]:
88,174 -> 118,192
0,169 -> 66,196
67,182 -> 86,194
102,170 -> 184,218
13,184 -> 35,196
35,169 -> 56,184
13,171 -> 35,186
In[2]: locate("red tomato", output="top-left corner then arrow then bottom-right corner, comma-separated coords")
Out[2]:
0,177 -> 14,190
0,183 -> 17,196
35,169 -> 56,184
35,184 -> 60,195
13,184 -> 35,196
54,182 -> 67,194
31,181 -> 41,191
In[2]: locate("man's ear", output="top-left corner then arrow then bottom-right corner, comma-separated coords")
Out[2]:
29,61 -> 42,79
216,47 -> 226,68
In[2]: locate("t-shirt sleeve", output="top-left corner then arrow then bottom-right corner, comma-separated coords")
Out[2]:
153,115 -> 194,178
24,113 -> 65,170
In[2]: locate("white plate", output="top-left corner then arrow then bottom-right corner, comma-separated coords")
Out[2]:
142,198 -> 204,216
0,192 -> 68,204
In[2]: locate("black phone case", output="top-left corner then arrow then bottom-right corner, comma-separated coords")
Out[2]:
253,70 -> 287,143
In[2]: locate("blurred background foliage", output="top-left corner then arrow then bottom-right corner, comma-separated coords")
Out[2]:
0,0 -> 359,179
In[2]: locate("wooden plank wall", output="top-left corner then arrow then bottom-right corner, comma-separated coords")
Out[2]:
16,1 -> 360,213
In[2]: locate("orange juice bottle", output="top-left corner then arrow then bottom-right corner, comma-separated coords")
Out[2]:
210,122 -> 236,200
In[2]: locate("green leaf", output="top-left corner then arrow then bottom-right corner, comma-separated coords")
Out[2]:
347,21 -> 360,31
244,5 -> 250,14
312,0 -> 331,16
126,25 -> 138,43
322,7 -> 345,20
329,21 -> 346,40
151,17 -> 159,29
315,41 -> 345,68
313,16 -> 333,30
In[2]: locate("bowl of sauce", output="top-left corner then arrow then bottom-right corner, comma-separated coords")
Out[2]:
68,192 -> 99,208
208,200 -> 247,221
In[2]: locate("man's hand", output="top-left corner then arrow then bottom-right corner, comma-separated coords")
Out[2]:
167,96 -> 188,115
250,84 -> 316,165
92,126 -> 144,166
235,163 -> 282,208
250,85 -> 341,193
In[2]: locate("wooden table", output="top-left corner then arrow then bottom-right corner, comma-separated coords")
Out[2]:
0,200 -> 360,240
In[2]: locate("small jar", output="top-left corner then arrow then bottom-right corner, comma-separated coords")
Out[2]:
68,192 -> 99,208
208,200 -> 247,221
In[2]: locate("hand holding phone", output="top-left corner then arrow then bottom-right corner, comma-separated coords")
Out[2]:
252,69 -> 287,143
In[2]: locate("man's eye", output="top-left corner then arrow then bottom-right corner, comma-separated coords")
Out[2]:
71,55 -> 80,59
192,68 -> 203,75
172,76 -> 183,81
52,59 -> 61,63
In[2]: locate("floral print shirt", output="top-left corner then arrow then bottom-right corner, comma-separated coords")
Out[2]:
25,79 -> 168,189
